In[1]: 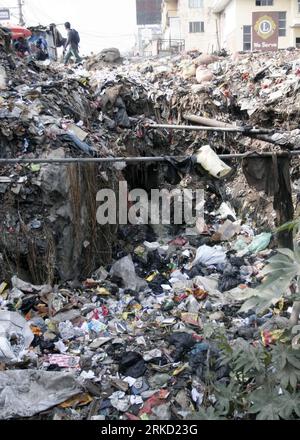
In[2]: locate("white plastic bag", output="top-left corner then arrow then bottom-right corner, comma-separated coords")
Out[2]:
0,311 -> 34,363
217,202 -> 237,221
110,255 -> 147,291
0,66 -> 7,90
192,245 -> 227,267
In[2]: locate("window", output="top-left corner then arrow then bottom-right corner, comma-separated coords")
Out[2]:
189,22 -> 205,33
255,0 -> 273,5
278,11 -> 286,37
296,38 -> 300,48
189,0 -> 203,7
243,25 -> 252,51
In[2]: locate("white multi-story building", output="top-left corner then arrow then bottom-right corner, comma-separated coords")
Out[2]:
162,0 -> 218,52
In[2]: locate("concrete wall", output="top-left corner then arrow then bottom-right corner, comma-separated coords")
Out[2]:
220,0 -> 237,52
178,0 -> 218,51
162,0 -> 179,31
162,0 -> 218,52
289,0 -> 300,45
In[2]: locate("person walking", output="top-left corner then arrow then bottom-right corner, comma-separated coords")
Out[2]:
63,22 -> 82,65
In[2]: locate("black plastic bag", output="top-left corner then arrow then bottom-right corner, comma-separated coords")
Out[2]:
119,352 -> 147,378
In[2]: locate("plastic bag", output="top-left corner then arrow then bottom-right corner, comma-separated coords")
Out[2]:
119,352 -> 147,378
110,255 -> 147,292
192,245 -> 227,267
218,274 -> 241,292
195,54 -> 219,66
168,333 -> 196,362
11,276 -> 52,294
234,238 -> 248,251
215,220 -> 241,241
182,64 -> 196,79
0,66 -> 7,90
217,202 -> 237,221
247,232 -> 272,254
0,311 -> 34,363
58,321 -> 76,341
0,370 -> 81,419
47,354 -> 80,369
109,391 -> 130,412
101,47 -> 121,62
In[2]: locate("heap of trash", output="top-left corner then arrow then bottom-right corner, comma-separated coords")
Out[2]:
0,222 -> 276,420
0,46 -> 300,420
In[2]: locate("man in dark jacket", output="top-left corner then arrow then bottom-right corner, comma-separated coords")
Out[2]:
64,22 -> 82,65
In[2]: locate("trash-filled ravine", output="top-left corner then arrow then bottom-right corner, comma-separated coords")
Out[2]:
1,46 -> 300,421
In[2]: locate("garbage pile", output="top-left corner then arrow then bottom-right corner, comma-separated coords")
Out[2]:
131,49 -> 300,130
83,48 -> 300,158
0,47 -> 300,420
86,48 -> 122,70
0,216 -> 276,420
0,51 -> 127,283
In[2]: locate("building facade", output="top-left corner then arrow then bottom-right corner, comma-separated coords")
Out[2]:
135,0 -> 163,56
162,0 -> 218,52
213,0 -> 300,53
162,0 -> 300,53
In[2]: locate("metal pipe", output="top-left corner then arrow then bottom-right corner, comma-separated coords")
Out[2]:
149,124 -> 273,135
183,113 -> 283,146
0,151 -> 298,166
218,151 -> 297,159
0,157 -> 187,165
184,114 -> 236,129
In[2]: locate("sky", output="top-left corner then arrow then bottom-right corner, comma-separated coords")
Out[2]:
0,0 -> 138,55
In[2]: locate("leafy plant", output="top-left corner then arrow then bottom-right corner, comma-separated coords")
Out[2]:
190,221 -> 300,420
239,246 -> 300,314
248,388 -> 300,420
220,339 -> 268,378
189,406 -> 227,420
213,382 -> 247,417
271,344 -> 300,390
233,215 -> 300,317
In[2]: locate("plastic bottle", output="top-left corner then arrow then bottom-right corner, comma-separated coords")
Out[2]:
196,145 -> 232,179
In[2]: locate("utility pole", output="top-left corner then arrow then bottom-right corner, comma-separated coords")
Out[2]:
18,0 -> 25,26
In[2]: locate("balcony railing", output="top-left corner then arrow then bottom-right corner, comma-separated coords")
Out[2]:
157,38 -> 185,54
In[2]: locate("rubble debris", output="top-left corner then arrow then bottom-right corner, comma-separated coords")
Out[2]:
86,48 -> 122,70
100,48 -> 121,63
1,46 -> 300,421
